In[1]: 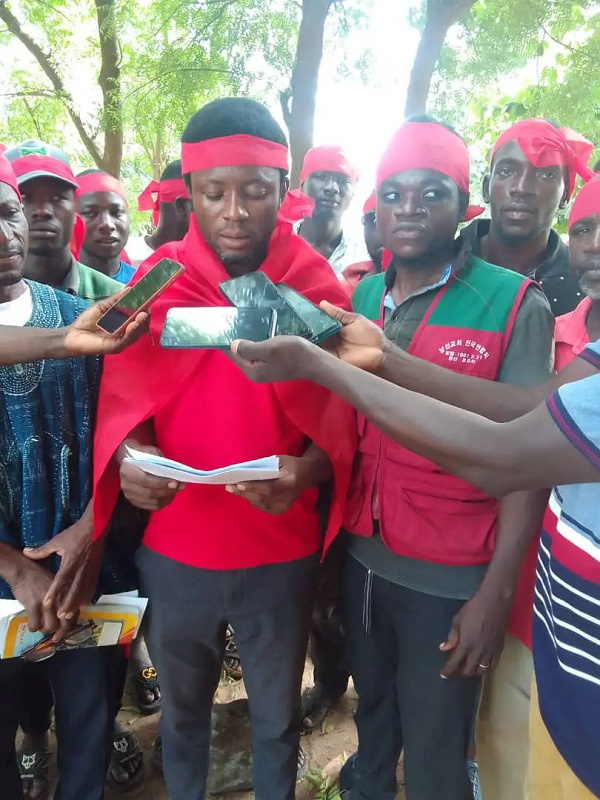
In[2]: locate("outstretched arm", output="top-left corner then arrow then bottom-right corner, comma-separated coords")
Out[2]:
0,292 -> 148,365
231,337 -> 600,496
319,300 -> 596,422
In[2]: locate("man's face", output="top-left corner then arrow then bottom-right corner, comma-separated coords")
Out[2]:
174,197 -> 193,239
569,213 -> 600,300
363,212 -> 384,269
20,177 -> 75,256
485,140 -> 567,246
77,191 -> 129,259
0,183 -> 28,286
376,169 -> 461,265
303,171 -> 353,222
190,165 -> 284,277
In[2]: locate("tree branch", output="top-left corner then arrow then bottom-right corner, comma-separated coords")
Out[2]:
0,0 -> 104,166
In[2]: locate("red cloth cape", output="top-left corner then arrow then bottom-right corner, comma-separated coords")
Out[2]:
93,218 -> 356,559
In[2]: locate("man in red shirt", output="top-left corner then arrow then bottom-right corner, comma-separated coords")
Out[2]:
92,98 -> 355,800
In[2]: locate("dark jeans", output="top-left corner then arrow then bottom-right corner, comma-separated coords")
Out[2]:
137,545 -> 318,800
0,647 -> 120,800
344,554 -> 479,800
19,649 -> 129,736
309,535 -> 350,698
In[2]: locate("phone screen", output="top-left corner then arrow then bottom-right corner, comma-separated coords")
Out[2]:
276,284 -> 342,343
160,307 -> 276,349
219,272 -> 311,338
97,258 -> 183,334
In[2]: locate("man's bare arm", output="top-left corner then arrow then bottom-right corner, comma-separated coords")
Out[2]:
378,345 -> 596,422
319,301 -> 597,422
231,338 -> 600,496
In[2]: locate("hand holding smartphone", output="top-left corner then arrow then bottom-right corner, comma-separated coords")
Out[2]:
219,272 -> 311,338
96,258 -> 185,336
160,307 -> 277,349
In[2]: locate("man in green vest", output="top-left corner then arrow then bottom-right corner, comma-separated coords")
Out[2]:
234,115 -> 554,800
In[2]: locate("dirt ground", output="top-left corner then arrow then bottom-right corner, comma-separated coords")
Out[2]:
105,659 -> 406,800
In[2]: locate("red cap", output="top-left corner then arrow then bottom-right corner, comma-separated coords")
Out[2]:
300,145 -> 358,186
4,140 -> 77,189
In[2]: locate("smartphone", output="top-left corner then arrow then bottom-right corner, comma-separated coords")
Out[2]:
276,284 -> 342,344
219,272 -> 311,338
160,307 -> 277,349
96,258 -> 185,335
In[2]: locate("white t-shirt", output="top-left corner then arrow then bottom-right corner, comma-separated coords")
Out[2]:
0,284 -> 33,327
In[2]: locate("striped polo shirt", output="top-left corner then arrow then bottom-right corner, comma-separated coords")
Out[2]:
533,339 -> 600,796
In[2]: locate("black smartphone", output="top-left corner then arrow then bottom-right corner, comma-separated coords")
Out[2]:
96,258 -> 185,335
276,284 -> 342,344
219,272 -> 311,338
159,307 -> 277,349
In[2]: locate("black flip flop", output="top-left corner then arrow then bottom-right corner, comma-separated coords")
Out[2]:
18,746 -> 51,800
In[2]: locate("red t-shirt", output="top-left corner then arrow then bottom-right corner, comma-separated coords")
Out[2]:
143,355 -> 320,569
508,297 -> 590,648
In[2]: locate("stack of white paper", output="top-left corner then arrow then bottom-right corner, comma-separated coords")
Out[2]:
123,446 -> 280,485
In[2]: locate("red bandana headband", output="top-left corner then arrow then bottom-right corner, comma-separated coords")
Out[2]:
0,152 -> 21,201
491,118 -> 595,198
376,122 -> 483,221
137,178 -> 190,225
300,145 -> 359,186
569,177 -> 600,229
181,134 -> 289,174
76,173 -> 127,203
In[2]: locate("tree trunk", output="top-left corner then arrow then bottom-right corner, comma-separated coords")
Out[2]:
95,0 -> 123,177
281,0 -> 335,187
404,0 -> 476,118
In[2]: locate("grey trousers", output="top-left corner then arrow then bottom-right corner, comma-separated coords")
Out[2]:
137,545 -> 318,800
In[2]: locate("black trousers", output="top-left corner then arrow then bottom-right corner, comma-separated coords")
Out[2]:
308,535 -> 350,698
0,647 -> 120,800
19,649 -> 129,736
137,545 -> 318,800
344,554 -> 479,800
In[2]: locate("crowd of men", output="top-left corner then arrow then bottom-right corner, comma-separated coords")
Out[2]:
0,96 -> 599,800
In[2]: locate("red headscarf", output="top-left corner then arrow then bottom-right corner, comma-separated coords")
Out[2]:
76,172 -> 127,203
300,145 -> 359,186
569,177 -> 600,229
93,213 -> 356,557
491,118 -> 595,198
0,152 -> 21,201
376,122 -> 484,221
137,178 -> 190,226
363,192 -> 376,217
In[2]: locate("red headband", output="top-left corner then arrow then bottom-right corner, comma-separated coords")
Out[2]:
300,145 -> 358,186
0,153 -> 21,201
491,119 -> 595,198
137,177 -> 189,225
377,122 -> 483,221
181,134 -> 289,175
10,154 -> 77,186
569,178 -> 600,229
76,173 -> 127,203
363,192 -> 376,216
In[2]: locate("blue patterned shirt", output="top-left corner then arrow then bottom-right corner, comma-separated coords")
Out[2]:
0,281 -> 100,598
